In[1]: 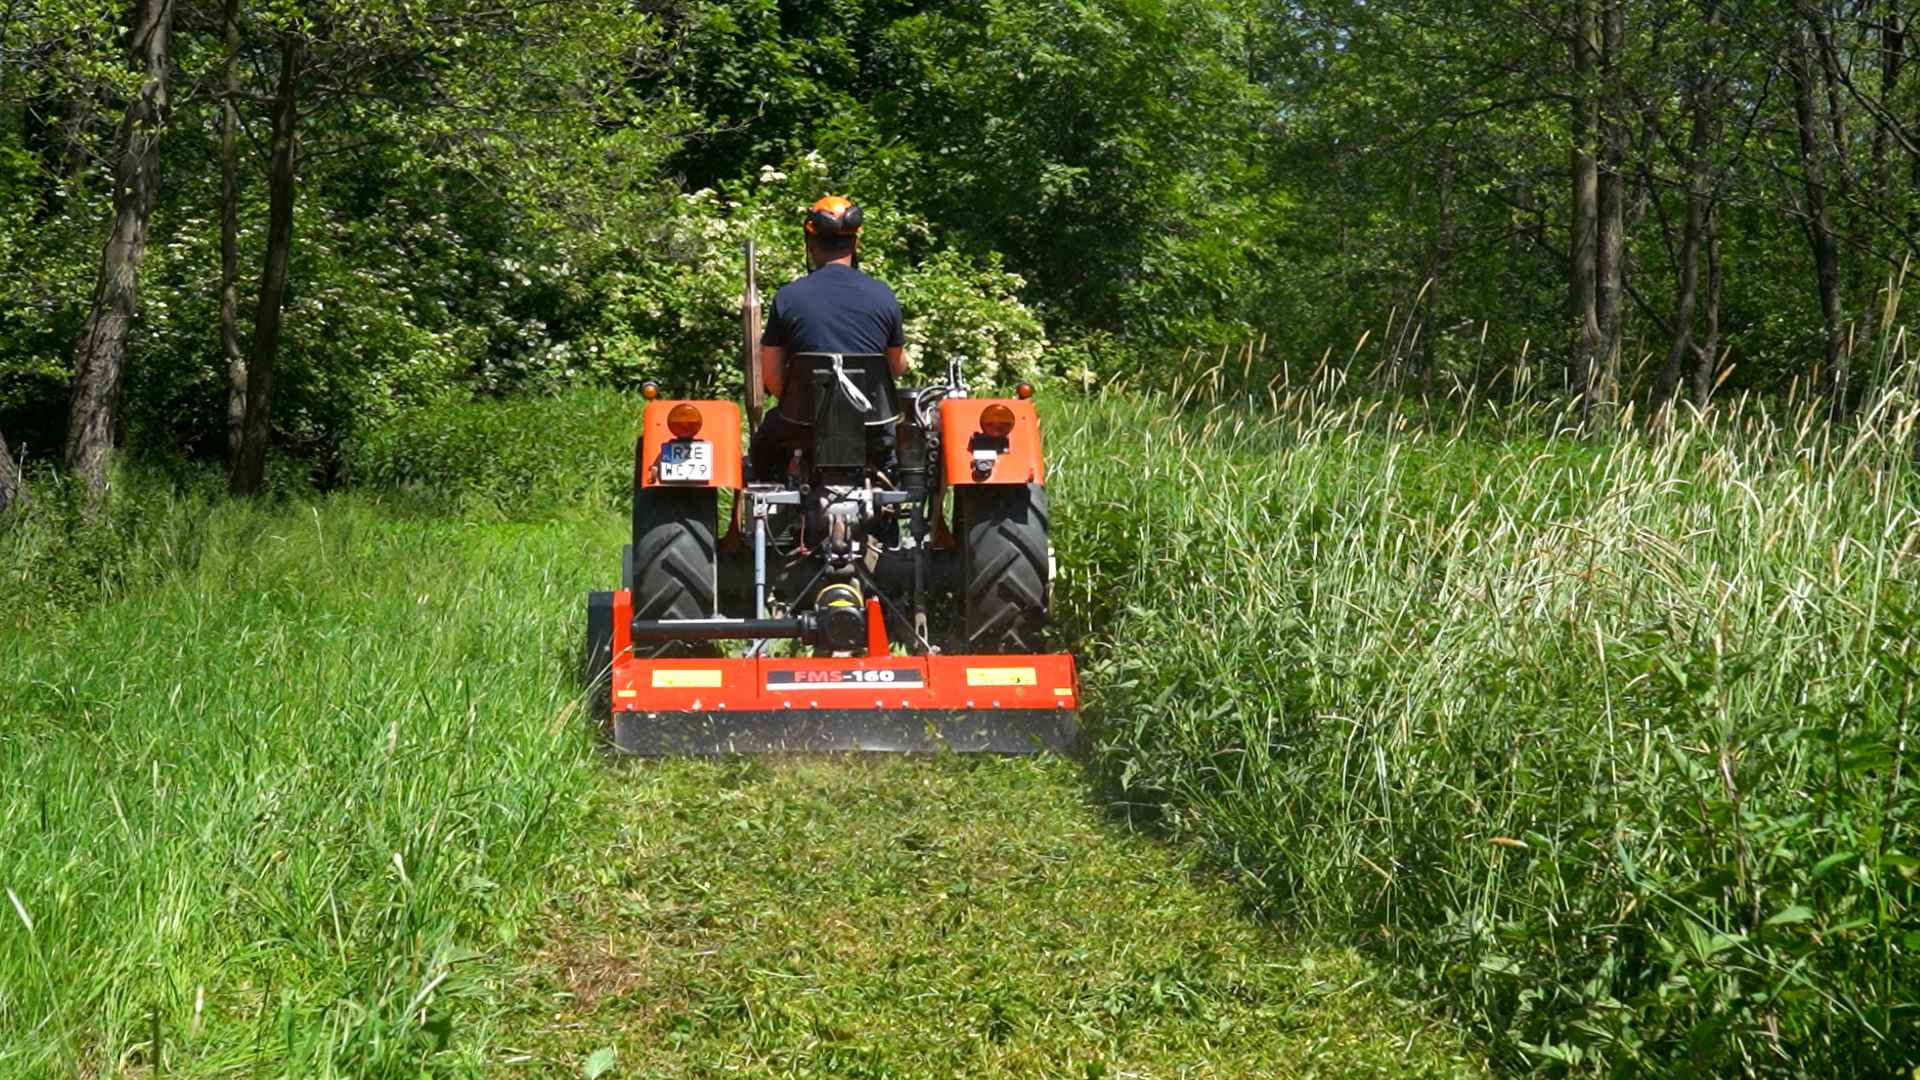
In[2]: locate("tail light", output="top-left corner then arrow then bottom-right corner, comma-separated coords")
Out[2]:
979,404 -> 1016,439
667,404 -> 704,439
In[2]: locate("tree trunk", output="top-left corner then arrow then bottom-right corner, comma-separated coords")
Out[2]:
1789,17 -> 1849,421
1655,6 -> 1718,418
1691,204 -> 1723,409
231,33 -> 301,498
1420,154 -> 1453,400
221,0 -> 245,470
1654,183 -> 1705,417
1591,0 -> 1627,425
64,0 -> 173,498
1570,0 -> 1602,415
1871,2 -> 1904,217
1866,1 -> 1905,332
0,430 -> 19,516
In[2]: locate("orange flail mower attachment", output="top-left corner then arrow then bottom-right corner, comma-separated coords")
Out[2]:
604,589 -> 1077,754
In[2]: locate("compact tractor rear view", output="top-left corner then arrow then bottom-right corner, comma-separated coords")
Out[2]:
581,241 -> 1076,754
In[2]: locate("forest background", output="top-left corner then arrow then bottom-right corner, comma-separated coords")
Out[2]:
7,0 -> 1920,496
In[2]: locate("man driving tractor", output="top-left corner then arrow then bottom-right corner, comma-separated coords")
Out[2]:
749,194 -> 909,480
585,192 -> 1072,753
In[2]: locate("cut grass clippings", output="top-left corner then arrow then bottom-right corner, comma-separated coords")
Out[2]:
508,756 -> 1483,1078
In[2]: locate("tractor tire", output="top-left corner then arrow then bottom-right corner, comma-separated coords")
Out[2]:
958,484 -> 1050,654
631,486 -> 718,657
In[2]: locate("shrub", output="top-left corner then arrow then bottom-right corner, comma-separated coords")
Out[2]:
345,387 -> 642,514
0,460 -> 225,623
553,154 -> 1054,397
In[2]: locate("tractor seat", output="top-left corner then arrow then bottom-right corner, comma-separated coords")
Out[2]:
757,353 -> 901,477
774,352 -> 901,429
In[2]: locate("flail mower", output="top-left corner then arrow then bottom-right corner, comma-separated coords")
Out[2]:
581,242 -> 1077,754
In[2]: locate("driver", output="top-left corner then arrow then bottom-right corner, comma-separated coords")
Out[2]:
749,194 -> 909,480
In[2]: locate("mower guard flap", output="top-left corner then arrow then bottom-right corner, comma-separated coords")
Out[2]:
611,652 -> 1079,755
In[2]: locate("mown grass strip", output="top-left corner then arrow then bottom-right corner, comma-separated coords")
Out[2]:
509,756 -> 1481,1078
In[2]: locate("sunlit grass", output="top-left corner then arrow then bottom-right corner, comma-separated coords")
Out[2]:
0,496 -> 620,1075
7,373 -> 1914,1074
509,756 -> 1482,1077
1047,374 -> 1920,1073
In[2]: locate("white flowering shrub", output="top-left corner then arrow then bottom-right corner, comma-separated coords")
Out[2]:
572,156 -> 1050,397
82,149 -> 1050,475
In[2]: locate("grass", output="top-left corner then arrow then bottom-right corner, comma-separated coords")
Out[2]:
1045,376 -> 1920,1074
9,376 -> 1915,1075
0,461 -> 1477,1076
509,756 -> 1480,1077
0,496 -> 618,1075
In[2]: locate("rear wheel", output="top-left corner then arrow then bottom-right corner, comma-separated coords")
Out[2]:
958,484 -> 1050,653
632,486 -> 718,657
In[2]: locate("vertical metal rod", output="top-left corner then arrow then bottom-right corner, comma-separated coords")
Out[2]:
751,492 -> 769,656
911,504 -> 929,647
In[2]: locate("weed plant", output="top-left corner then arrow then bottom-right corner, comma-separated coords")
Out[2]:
1048,368 -> 1920,1074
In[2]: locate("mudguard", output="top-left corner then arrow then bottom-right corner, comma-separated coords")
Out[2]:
939,398 -> 1045,486
637,399 -> 743,490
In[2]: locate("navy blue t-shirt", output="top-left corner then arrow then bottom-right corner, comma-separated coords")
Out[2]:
761,263 -> 906,358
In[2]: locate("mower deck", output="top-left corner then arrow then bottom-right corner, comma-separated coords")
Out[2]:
602,589 -> 1078,755
612,652 -> 1078,755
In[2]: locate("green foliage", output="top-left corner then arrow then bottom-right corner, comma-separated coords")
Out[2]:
0,453 -> 323,622
345,388 -> 643,514
656,0 -> 1287,352
0,498 -> 605,1075
1049,386 -> 1920,1074
554,159 -> 1051,395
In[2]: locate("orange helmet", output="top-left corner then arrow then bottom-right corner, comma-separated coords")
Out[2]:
805,194 -> 864,240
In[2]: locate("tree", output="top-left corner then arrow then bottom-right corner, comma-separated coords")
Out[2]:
1788,11 -> 1849,420
220,0 -> 245,470
230,27 -> 299,496
0,429 -> 19,514
64,0 -> 173,497
228,0 -> 676,492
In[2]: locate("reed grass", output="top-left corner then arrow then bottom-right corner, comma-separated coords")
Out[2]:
1048,370 -> 1920,1073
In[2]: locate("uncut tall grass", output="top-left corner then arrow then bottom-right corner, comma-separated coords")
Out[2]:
1050,379 -> 1920,1073
0,493 -> 618,1076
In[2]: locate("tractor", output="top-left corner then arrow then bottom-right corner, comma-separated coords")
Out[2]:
582,242 -> 1076,754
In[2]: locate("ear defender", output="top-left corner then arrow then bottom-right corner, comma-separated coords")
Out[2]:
806,195 -> 863,238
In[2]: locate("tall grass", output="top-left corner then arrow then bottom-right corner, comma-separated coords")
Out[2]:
7,374 -> 1915,1074
0,494 -> 616,1075
1048,376 -> 1920,1073
346,388 -> 643,514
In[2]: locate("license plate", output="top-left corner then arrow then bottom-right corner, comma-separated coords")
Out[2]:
658,440 -> 712,483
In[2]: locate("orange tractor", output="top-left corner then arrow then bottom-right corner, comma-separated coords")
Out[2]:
582,243 -> 1077,753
